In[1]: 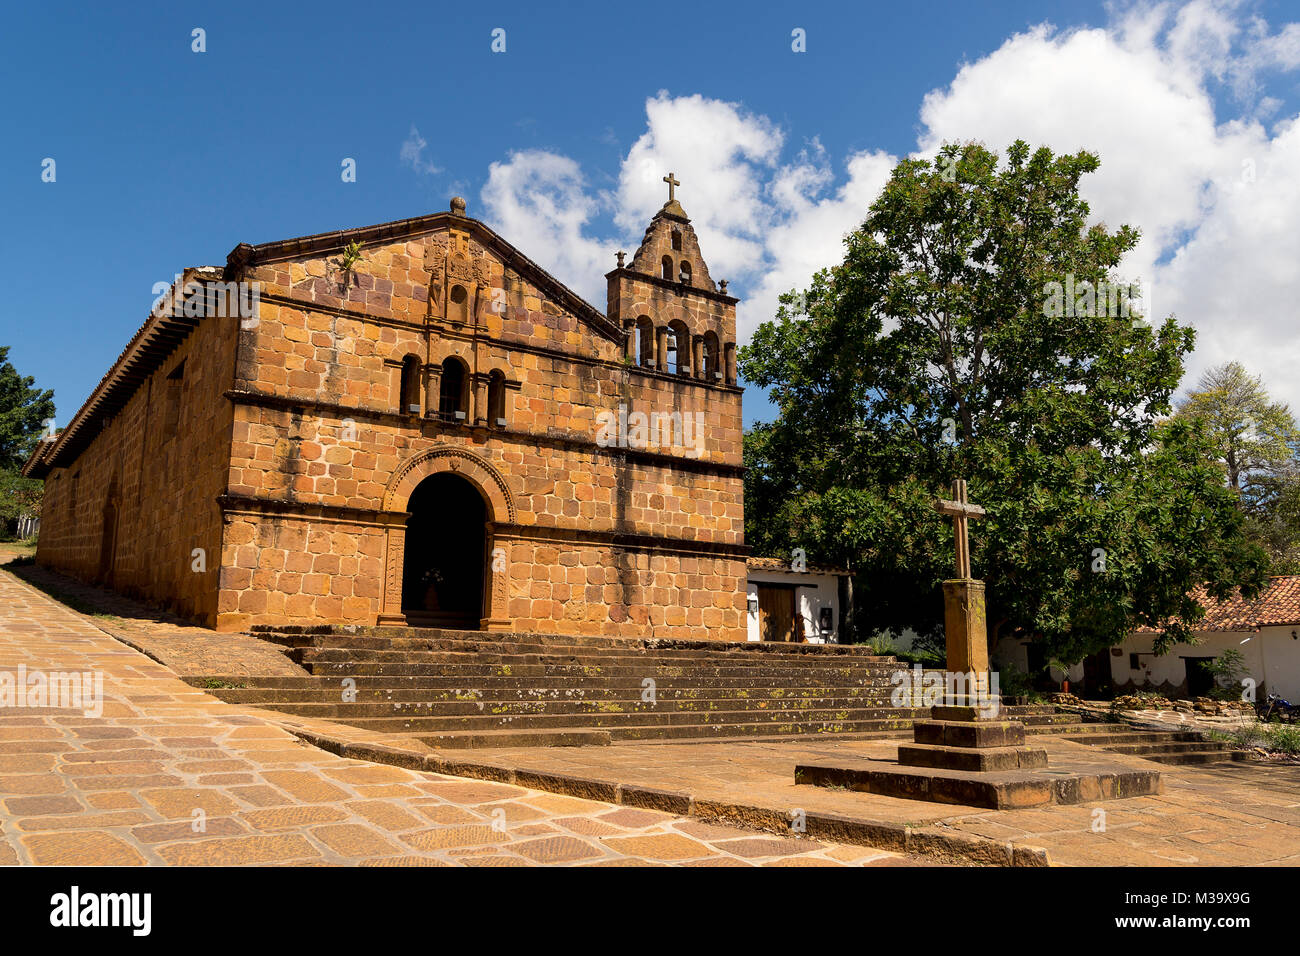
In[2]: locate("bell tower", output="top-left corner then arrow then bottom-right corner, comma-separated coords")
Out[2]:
605,173 -> 738,384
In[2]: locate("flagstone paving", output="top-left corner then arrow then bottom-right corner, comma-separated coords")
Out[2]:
436,735 -> 1300,866
8,560 -> 1298,866
9,564 -> 305,679
0,568 -> 919,867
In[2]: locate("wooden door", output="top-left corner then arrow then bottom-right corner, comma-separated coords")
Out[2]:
757,585 -> 797,642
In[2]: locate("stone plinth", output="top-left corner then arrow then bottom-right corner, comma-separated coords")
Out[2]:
942,579 -> 988,675
897,700 -> 1048,774
795,761 -> 1164,810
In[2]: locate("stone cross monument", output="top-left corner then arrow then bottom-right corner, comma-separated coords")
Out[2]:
933,479 -> 988,697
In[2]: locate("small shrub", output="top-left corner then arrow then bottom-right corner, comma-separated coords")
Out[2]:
866,633 -> 895,655
1263,724 -> 1300,754
1230,722 -> 1265,749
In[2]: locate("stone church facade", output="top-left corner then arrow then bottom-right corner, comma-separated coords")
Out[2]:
24,184 -> 748,639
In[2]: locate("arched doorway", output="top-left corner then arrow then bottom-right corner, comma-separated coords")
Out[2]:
400,472 -> 486,628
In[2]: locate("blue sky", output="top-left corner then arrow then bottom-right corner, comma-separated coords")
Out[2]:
4,0 -> 1299,431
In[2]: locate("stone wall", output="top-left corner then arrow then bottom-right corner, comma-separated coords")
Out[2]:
214,209 -> 747,638
35,299 -> 238,625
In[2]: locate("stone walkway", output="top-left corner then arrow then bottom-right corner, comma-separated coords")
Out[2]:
9,564 -> 305,678
433,736 -> 1300,865
0,569 -> 915,867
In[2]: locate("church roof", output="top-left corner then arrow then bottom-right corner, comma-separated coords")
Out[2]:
22,266 -> 225,479
746,557 -> 851,577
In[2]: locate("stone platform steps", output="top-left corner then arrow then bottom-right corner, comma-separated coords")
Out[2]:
195,625 -> 1069,749
1040,722 -> 1247,765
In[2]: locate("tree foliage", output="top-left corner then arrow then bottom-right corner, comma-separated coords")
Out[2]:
740,140 -> 1268,663
0,345 -> 55,471
0,346 -> 54,539
1174,361 -> 1300,573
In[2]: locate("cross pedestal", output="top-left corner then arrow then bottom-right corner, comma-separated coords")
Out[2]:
794,478 -> 1163,809
942,578 -> 988,681
896,480 -> 1046,773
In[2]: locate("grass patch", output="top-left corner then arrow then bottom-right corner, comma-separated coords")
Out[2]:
1263,723 -> 1300,754
1212,720 -> 1300,754
198,678 -> 248,689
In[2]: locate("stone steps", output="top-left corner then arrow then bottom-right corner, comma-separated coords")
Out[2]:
251,624 -> 891,658
233,695 -> 920,718
297,657 -> 902,680
415,717 -> 918,747
207,685 -> 890,705
297,647 -> 899,671
1040,718 -> 1247,766
247,703 -> 930,731
209,625 -> 1071,748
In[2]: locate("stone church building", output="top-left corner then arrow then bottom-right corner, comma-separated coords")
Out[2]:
23,181 -> 748,639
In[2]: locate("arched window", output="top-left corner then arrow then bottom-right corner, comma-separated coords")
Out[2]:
678,260 -> 692,285
666,320 -> 691,375
671,229 -> 682,251
400,355 -> 421,414
488,370 -> 507,426
449,284 -> 469,324
661,255 -> 673,281
635,316 -> 655,367
702,331 -> 721,381
439,357 -> 468,421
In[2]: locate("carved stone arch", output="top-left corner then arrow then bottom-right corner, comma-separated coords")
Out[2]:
383,445 -> 516,521
377,445 -> 516,630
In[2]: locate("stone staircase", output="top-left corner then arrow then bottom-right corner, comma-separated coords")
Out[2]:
1039,721 -> 1248,765
192,626 -> 1074,750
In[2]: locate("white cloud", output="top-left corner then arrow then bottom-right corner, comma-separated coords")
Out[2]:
480,94 -> 879,340
912,0 -> 1300,408
479,149 -> 614,306
400,125 -> 441,175
476,0 -> 1300,412
614,91 -> 784,279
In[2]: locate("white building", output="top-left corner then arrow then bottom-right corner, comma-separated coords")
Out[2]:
993,575 -> 1300,699
1116,576 -> 1300,700
745,557 -> 849,644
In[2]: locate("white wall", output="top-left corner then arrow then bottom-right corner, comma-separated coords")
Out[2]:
746,570 -> 842,643
986,626 -> 1300,699
991,642 -> 1084,684
1112,626 -> 1300,699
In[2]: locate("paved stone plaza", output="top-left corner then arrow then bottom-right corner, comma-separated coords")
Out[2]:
5,562 -> 1300,867
0,568 -> 916,867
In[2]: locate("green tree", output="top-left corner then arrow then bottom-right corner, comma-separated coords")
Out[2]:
1174,362 -> 1300,572
0,346 -> 55,470
0,346 -> 55,539
1174,361 -> 1300,491
741,140 -> 1268,663
1242,465 -> 1300,573
0,468 -> 42,539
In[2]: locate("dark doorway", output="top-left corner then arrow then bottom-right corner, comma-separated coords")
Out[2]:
1184,657 -> 1217,697
1082,649 -> 1112,698
401,473 -> 486,629
1025,643 -> 1056,692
